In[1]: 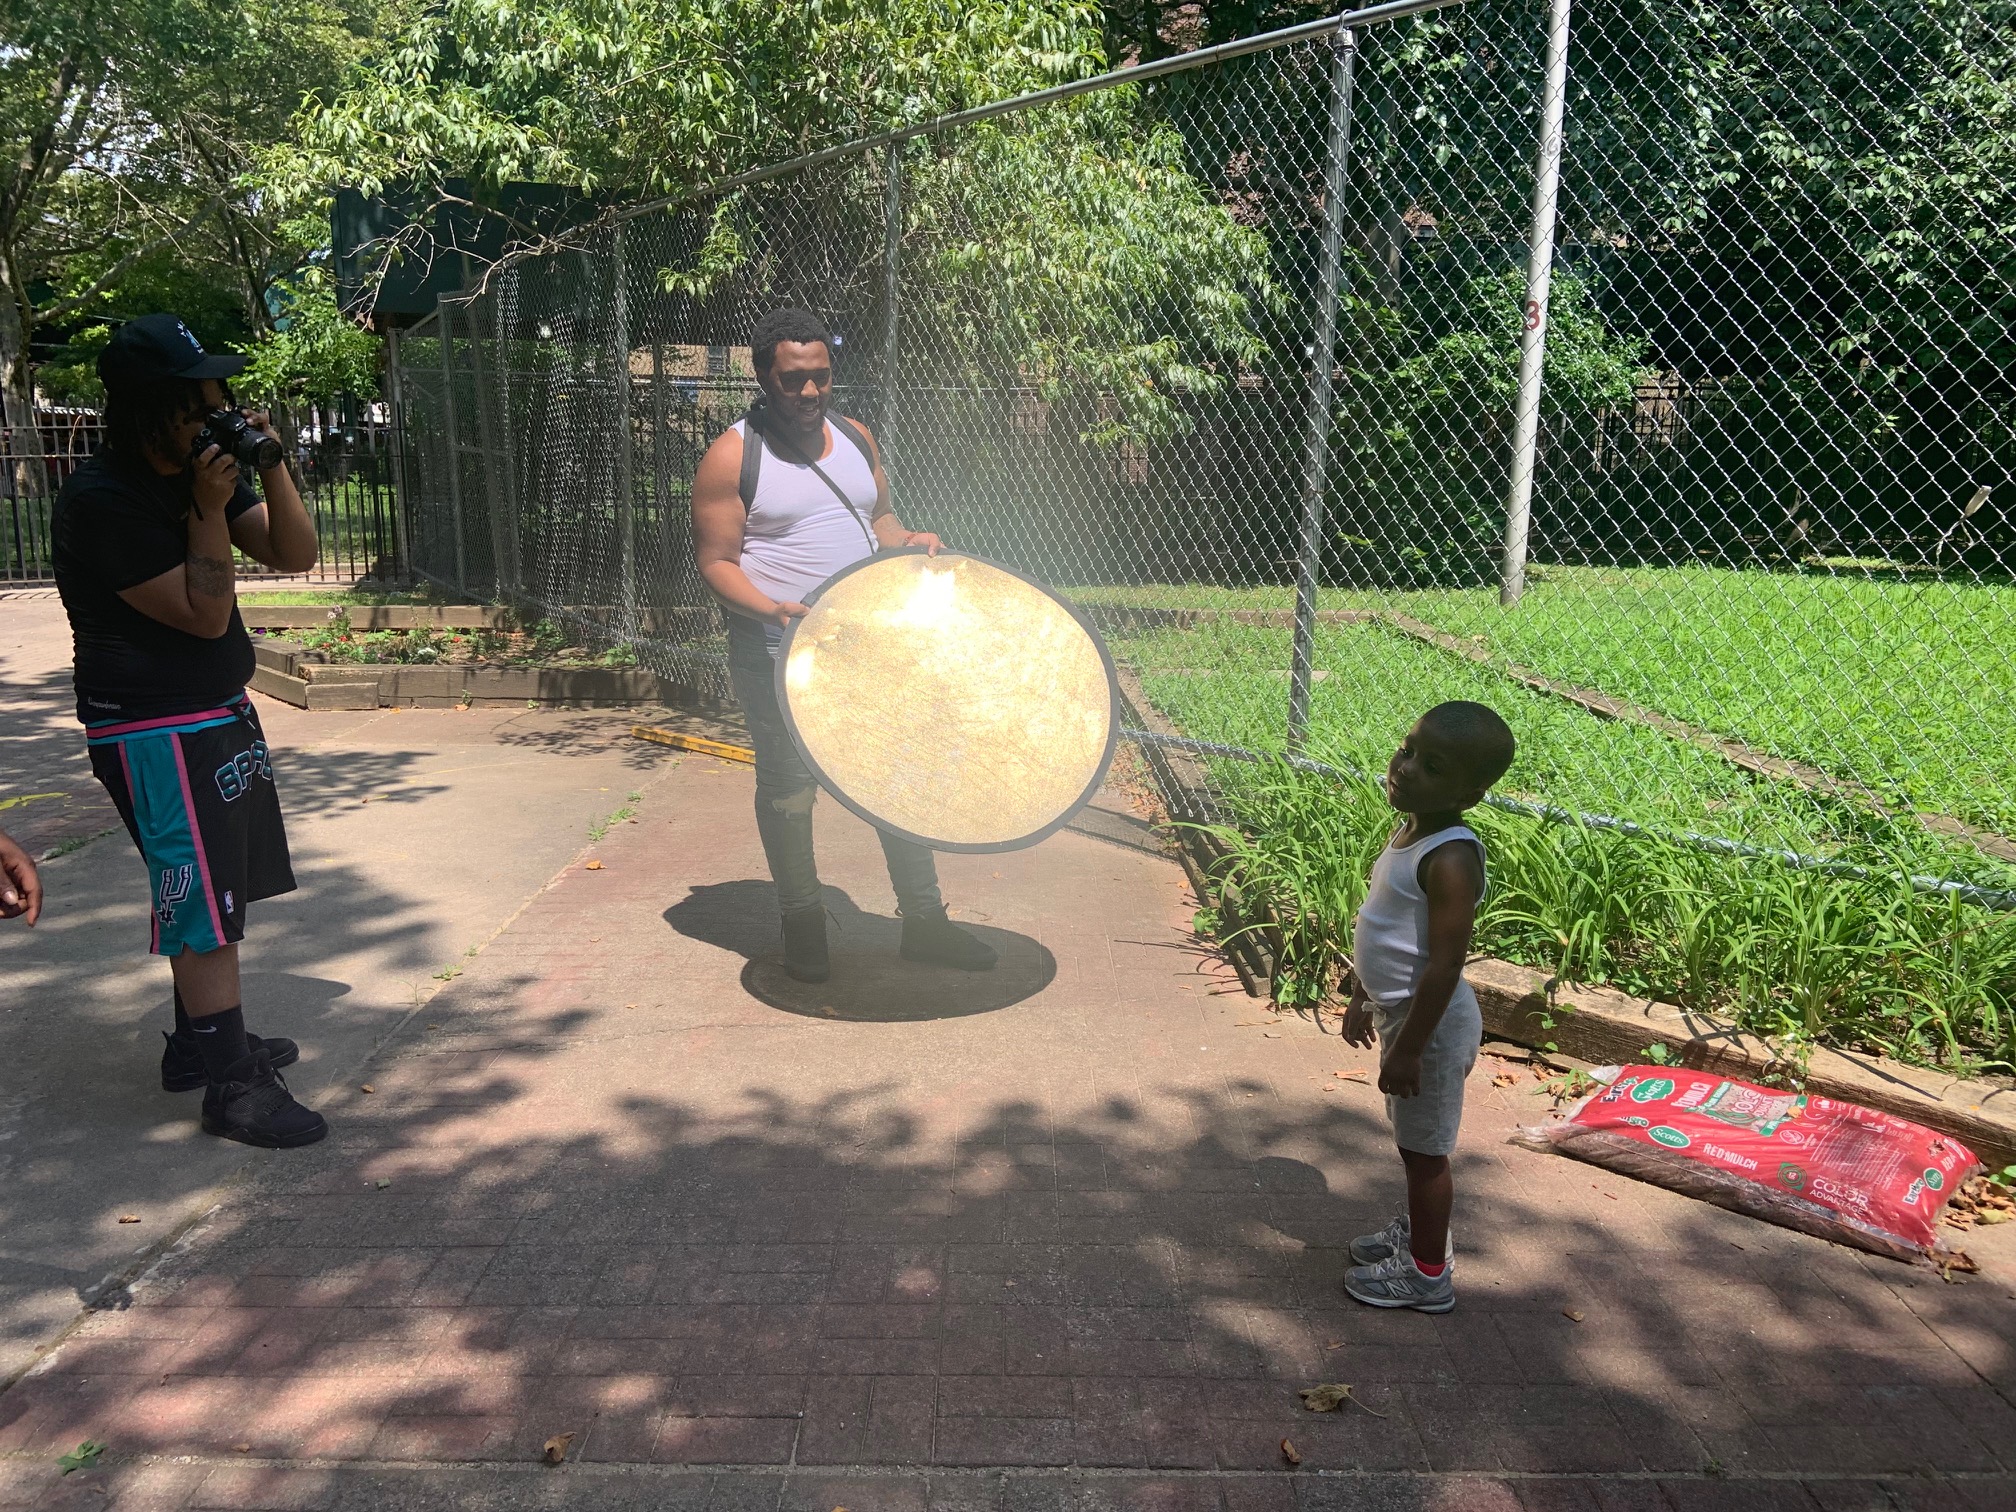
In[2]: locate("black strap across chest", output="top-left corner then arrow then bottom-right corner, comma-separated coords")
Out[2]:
738,405 -> 877,516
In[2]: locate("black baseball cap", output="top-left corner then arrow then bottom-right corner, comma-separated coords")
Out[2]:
97,314 -> 248,389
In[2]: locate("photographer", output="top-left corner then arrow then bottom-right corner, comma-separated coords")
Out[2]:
49,315 -> 326,1148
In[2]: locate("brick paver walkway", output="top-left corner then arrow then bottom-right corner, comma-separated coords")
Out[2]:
2,749 -> 2011,1510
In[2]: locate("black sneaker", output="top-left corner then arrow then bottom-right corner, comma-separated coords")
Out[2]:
162,1029 -> 298,1092
900,907 -> 998,972
200,1049 -> 328,1148
781,906 -> 830,983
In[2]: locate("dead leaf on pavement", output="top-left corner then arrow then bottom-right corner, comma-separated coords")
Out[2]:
1492,1073 -> 1519,1089
1299,1383 -> 1388,1418
584,860 -> 604,870
233,1443 -> 251,1453
542,1432 -> 576,1465
1333,1070 -> 1368,1082
1280,1437 -> 1302,1465
360,1084 -> 376,1094
1939,1251 -> 1980,1282
1323,1339 -> 1345,1350
1563,1309 -> 1585,1322
116,1215 -> 139,1224
1263,1031 -> 1282,1039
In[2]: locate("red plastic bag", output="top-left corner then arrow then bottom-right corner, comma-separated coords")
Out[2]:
1513,1066 -> 1979,1264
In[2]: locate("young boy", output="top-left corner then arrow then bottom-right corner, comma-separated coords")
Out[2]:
1340,700 -> 1516,1312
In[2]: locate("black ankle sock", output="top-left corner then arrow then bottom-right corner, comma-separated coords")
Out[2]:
173,989 -> 193,1038
189,1005 -> 251,1079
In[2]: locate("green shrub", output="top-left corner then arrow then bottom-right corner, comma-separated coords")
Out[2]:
1198,762 -> 2016,1074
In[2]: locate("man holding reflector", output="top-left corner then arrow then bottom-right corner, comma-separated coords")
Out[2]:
691,307 -> 997,984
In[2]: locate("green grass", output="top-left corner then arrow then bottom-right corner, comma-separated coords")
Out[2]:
237,585 -> 473,606
1084,563 -> 2016,873
1095,561 -> 2016,1071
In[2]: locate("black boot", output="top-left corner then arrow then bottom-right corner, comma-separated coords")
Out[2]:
162,1029 -> 299,1093
781,906 -> 830,983
900,906 -> 997,972
200,1049 -> 328,1148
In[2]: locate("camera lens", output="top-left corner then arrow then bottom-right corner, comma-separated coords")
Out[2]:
243,433 -> 284,470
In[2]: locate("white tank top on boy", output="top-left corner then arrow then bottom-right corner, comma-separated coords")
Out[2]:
1352,824 -> 1487,1007
733,417 -> 880,608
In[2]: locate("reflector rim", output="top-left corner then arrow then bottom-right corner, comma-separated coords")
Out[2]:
774,547 -> 1122,854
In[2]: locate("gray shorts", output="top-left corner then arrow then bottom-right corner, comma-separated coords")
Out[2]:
1374,981 -> 1482,1157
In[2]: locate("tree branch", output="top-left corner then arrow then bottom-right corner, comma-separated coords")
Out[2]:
38,193 -> 227,323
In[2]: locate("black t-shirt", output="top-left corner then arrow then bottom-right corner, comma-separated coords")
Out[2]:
52,449 -> 262,723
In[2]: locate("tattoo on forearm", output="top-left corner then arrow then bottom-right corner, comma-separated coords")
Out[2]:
186,554 -> 234,599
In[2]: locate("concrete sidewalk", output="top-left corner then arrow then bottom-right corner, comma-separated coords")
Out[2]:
2,595 -> 2014,1511
0,593 -> 683,1382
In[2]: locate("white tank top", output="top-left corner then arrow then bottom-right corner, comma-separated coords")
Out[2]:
1352,823 -> 1486,1005
733,417 -> 880,608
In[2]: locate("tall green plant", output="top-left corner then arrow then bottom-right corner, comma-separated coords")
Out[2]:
1201,761 -> 2016,1073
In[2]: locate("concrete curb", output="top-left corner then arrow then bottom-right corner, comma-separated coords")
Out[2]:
248,638 -> 684,709
239,604 -> 725,636
1466,955 -> 2016,1169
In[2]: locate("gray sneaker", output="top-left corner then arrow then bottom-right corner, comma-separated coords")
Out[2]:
1349,1214 -> 1411,1266
1348,1214 -> 1452,1268
1344,1250 -> 1456,1313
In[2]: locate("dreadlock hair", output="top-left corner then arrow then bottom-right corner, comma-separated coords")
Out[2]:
749,307 -> 833,378
103,377 -> 225,464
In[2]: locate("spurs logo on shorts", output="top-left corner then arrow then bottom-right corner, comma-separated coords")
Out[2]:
157,863 -> 193,926
213,740 -> 273,802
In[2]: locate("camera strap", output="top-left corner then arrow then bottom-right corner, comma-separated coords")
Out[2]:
742,399 -> 879,553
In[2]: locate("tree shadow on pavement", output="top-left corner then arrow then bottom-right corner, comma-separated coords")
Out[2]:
0,799 -> 451,1385
2,1013 -> 2010,1510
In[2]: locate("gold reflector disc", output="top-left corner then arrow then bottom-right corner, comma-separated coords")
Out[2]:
777,551 -> 1119,852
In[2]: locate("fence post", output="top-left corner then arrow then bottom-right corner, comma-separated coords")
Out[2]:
436,296 -> 470,591
881,139 -> 902,469
1498,0 -> 1573,608
651,338 -> 669,614
464,302 -> 514,600
493,292 -> 524,599
1287,22 -> 1360,750
383,327 -> 413,582
612,224 -> 637,636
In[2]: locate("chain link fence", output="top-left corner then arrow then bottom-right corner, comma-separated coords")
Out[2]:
392,0 -> 2016,906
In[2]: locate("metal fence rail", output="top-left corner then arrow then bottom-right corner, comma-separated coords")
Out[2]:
2,406 -> 405,584
392,0 -> 2016,899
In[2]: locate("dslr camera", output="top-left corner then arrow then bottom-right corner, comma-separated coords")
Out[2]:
192,408 -> 284,471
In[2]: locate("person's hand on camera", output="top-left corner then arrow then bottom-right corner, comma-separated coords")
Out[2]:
901,531 -> 942,556
245,409 -> 282,447
768,600 -> 811,629
0,829 -> 42,926
189,443 -> 240,520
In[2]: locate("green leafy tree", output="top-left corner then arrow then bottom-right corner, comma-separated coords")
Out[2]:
902,90 -> 1279,438
238,266 -> 380,409
277,0 -> 1114,222
1,0 -> 374,428
1332,269 -> 1650,585
278,0 -> 1278,439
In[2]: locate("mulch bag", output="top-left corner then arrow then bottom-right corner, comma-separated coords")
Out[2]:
1511,1065 -> 1980,1265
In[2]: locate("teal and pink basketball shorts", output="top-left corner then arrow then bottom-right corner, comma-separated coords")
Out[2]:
86,695 -> 296,955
